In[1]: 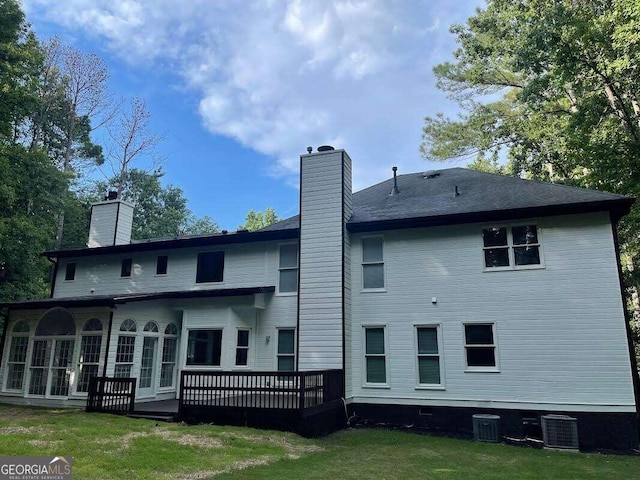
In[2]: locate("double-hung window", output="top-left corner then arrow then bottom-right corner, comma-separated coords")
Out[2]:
482,225 -> 541,269
114,319 -> 137,377
235,330 -> 250,367
5,321 -> 29,391
196,251 -> 224,283
121,258 -> 133,278
278,244 -> 298,293
364,326 -> 387,385
464,323 -> 498,370
160,323 -> 178,388
416,326 -> 442,386
156,255 -> 168,275
64,262 -> 76,281
276,329 -> 295,371
362,237 -> 385,290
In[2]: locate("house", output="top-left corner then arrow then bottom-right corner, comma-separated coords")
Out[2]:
0,147 -> 638,450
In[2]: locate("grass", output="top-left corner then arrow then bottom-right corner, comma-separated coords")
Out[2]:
0,405 -> 638,479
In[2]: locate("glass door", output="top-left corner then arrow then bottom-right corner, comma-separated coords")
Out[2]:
139,337 -> 157,396
49,339 -> 75,396
28,339 -> 75,397
29,340 -> 51,395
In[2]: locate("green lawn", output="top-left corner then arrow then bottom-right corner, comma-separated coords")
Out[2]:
0,405 -> 637,479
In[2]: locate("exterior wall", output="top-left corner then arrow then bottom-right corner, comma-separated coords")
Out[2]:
114,202 -> 134,246
54,240 -> 279,298
298,149 -> 351,370
348,212 -> 636,413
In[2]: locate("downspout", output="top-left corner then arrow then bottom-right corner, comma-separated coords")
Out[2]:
610,213 -> 640,416
0,308 -> 10,370
47,255 -> 58,298
102,307 -> 115,377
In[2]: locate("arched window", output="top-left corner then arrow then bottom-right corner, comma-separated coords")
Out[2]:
115,319 -> 137,377
30,309 -> 76,397
160,323 -> 179,388
35,308 -> 75,336
76,319 -> 103,393
143,321 -> 159,333
6,321 -> 30,391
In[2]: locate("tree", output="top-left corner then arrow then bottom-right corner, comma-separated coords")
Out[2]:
106,97 -> 162,197
239,208 -> 279,231
422,0 -> 640,319
89,169 -> 219,241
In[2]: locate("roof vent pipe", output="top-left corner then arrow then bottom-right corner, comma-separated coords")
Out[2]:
390,166 -> 400,196
454,185 -> 460,197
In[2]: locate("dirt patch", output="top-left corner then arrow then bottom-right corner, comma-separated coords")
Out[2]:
0,426 -> 50,435
27,439 -> 62,449
154,428 -> 223,449
170,455 -> 272,480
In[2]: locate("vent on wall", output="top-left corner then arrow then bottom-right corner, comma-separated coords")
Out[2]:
541,415 -> 579,450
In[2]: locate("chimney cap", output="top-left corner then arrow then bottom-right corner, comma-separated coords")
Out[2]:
105,191 -> 118,201
317,145 -> 335,152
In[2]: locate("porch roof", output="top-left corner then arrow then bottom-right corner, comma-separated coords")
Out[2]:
0,286 -> 275,311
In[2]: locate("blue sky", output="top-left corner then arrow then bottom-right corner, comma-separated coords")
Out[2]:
22,0 -> 483,230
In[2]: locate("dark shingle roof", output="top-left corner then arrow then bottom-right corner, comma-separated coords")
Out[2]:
260,167 -> 633,232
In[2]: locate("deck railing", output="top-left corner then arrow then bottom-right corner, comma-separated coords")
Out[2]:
179,369 -> 344,411
86,377 -> 136,414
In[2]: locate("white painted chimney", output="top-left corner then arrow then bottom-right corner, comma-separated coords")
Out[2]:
88,193 -> 134,248
297,146 -> 352,371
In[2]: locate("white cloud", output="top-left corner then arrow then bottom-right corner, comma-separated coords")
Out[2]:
24,0 -> 478,190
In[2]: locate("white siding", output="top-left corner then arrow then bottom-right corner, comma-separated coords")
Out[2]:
298,150 -> 350,370
87,200 -> 134,248
54,241 -> 274,298
114,202 -> 134,245
349,212 -> 636,412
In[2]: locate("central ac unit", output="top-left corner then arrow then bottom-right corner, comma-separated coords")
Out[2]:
541,414 -> 579,450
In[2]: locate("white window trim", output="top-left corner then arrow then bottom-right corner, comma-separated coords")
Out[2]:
155,254 -> 169,277
2,322 -> 31,393
184,327 -> 224,370
73,328 -> 104,396
158,325 -> 179,390
193,249 -> 226,286
362,324 -> 390,388
462,321 -> 500,373
361,235 -> 386,292
275,327 -> 296,372
276,242 -> 298,296
413,323 -> 445,390
481,223 -> 545,272
233,328 -> 251,369
63,262 -> 77,282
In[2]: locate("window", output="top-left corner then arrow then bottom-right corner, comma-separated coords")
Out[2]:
156,255 -> 168,275
187,330 -> 222,366
235,330 -> 250,367
76,319 -> 103,393
464,323 -> 497,369
121,258 -> 133,277
416,326 -> 442,386
364,327 -> 387,384
114,319 -> 137,377
64,262 -> 76,281
160,324 -> 178,388
278,244 -> 298,293
196,251 -> 224,283
482,225 -> 541,269
5,321 -> 29,391
276,329 -> 295,371
362,237 -> 384,290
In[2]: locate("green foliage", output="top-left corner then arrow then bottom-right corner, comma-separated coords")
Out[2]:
422,0 -> 640,337
95,169 -> 219,240
240,207 -> 279,231
0,145 -> 68,300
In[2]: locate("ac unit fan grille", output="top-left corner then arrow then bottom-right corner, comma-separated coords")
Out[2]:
541,415 -> 578,450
